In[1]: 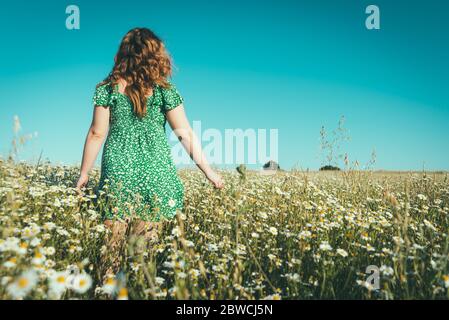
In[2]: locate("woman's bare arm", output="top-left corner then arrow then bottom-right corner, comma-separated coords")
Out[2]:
166,105 -> 224,188
76,106 -> 110,189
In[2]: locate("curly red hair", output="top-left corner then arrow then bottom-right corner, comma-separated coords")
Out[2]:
100,27 -> 173,118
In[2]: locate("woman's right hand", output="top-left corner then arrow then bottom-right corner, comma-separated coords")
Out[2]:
76,173 -> 89,191
206,170 -> 224,189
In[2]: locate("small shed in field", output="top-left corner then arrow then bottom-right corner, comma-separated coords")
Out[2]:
263,160 -> 280,171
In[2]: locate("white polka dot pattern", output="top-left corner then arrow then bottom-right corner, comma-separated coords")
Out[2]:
93,81 -> 184,222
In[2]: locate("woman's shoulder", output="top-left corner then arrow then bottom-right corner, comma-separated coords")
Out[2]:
158,80 -> 183,111
96,81 -> 114,93
158,80 -> 181,97
93,82 -> 114,106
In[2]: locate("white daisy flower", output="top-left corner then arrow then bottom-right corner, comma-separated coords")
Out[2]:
43,222 -> 56,231
31,251 -> 46,266
71,273 -> 92,294
21,228 -> 34,239
319,241 -> 333,251
417,194 -> 427,201
251,232 -> 259,238
0,237 -> 19,252
168,199 -> 176,208
262,294 -> 281,300
171,226 -> 181,237
117,287 -> 128,300
3,257 -> 17,268
1,276 -> 12,286
45,260 -> 56,268
21,224 -> 41,239
48,271 -> 69,297
155,277 -> 165,286
269,227 -> 278,236
101,276 -> 117,295
6,269 -> 38,299
336,248 -> 348,257
30,237 -> 41,247
380,265 -> 394,276
443,275 -> 449,288
258,212 -> 268,219
44,246 -> 56,256
207,243 -> 218,252
95,225 -> 105,233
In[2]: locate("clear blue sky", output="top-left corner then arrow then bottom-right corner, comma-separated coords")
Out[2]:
1,0 -> 448,170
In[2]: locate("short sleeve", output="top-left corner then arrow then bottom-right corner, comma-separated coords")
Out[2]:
92,83 -> 112,107
162,82 -> 183,111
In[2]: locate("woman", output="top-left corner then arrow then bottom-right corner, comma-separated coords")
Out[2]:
76,27 -> 223,275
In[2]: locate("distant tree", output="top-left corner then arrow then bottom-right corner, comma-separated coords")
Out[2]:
319,165 -> 341,171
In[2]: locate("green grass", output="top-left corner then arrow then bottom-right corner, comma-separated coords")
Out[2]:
1,159 -> 449,299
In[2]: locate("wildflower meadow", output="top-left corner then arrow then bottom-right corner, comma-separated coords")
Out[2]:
1,156 -> 449,300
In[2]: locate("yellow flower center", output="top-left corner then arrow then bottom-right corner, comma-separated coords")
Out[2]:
106,278 -> 116,285
118,287 -> 128,298
18,278 -> 29,288
57,276 -> 66,284
79,279 -> 87,287
9,257 -> 17,263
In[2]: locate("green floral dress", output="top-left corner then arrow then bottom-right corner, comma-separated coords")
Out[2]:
93,81 -> 184,222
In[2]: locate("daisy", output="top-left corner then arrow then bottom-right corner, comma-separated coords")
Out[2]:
155,277 -> 165,286
269,227 -> 278,236
43,222 -> 56,231
101,276 -> 117,295
22,225 -> 41,239
251,232 -> 259,238
17,242 -> 28,255
71,273 -> 92,294
168,199 -> 176,208
45,260 -> 56,268
171,226 -> 181,237
336,248 -> 348,257
95,225 -> 105,233
44,246 -> 56,256
117,287 -> 128,300
30,237 -> 41,247
31,251 -> 46,266
1,276 -> 12,286
258,212 -> 268,219
442,275 -> 449,288
380,265 -> 394,276
0,237 -> 20,252
3,257 -> 17,268
319,241 -> 333,251
48,271 -> 69,298
6,269 -> 38,299
262,294 -> 281,300
21,227 -> 33,239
